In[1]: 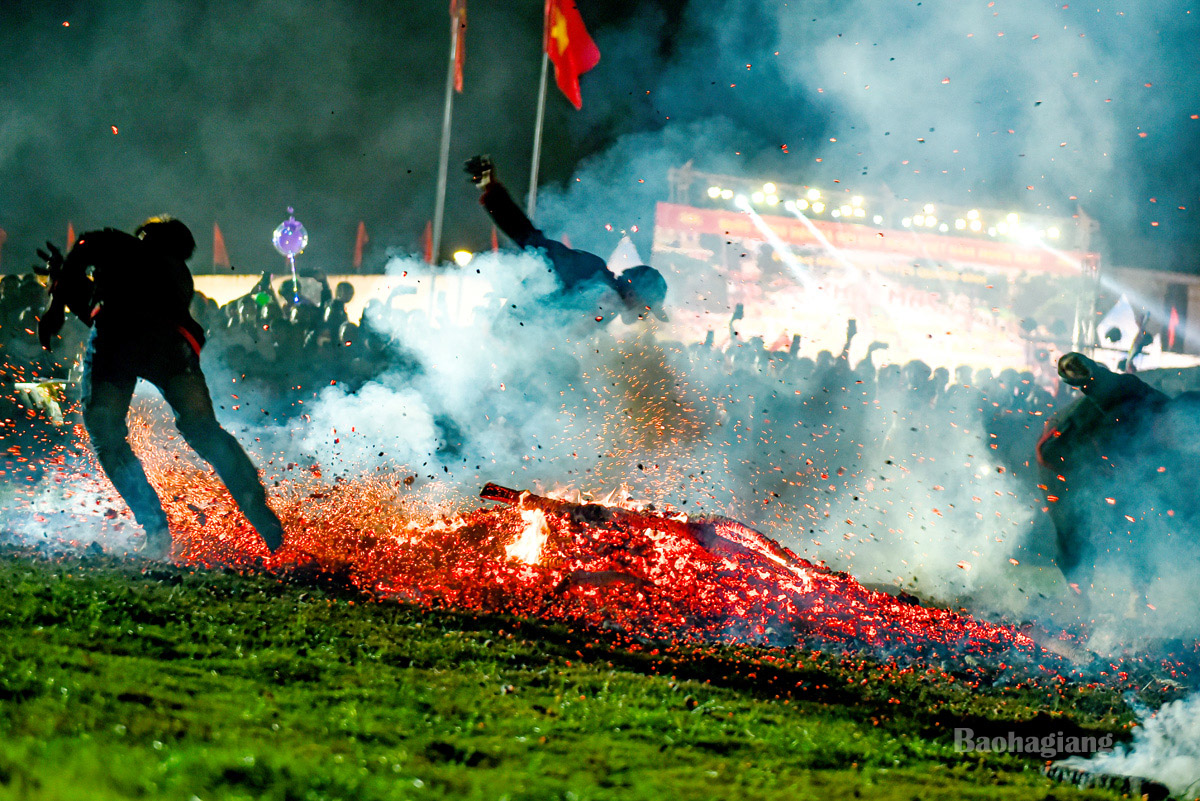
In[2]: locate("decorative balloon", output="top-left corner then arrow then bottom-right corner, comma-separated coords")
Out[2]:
272,207 -> 308,304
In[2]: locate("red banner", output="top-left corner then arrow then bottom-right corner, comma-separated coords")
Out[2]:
654,202 -> 1092,276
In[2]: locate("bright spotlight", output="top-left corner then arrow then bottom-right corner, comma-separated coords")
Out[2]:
811,201 -> 826,213
784,200 -> 797,212
751,191 -> 765,204
997,222 -> 1009,234
797,198 -> 810,210
969,219 -> 982,232
452,250 -> 474,266
831,209 -> 842,218
955,219 -> 967,230
851,196 -> 863,207
925,217 -> 937,227
707,185 -> 722,198
923,203 -> 935,214
765,194 -> 780,206
1006,212 -> 1019,224
720,188 -> 734,200
839,205 -> 852,216
901,217 -> 912,228
762,182 -> 777,194
872,215 -> 883,224
967,209 -> 980,220
734,194 -> 750,208
938,223 -> 949,232
853,208 -> 865,217
1047,226 -> 1061,239
806,188 -> 821,200
914,215 -> 926,226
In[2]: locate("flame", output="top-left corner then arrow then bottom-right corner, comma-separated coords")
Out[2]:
507,509 -> 549,564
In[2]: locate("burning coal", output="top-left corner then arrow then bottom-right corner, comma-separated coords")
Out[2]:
10,399 -> 1042,668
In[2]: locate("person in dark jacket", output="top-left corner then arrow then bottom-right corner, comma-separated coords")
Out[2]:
465,155 -> 668,325
1035,352 -> 1170,610
36,218 -> 285,559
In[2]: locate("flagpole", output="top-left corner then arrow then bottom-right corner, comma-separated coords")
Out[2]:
432,13 -> 460,265
527,49 -> 550,218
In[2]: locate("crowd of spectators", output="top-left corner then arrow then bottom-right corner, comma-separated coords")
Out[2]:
3,267 -> 1064,510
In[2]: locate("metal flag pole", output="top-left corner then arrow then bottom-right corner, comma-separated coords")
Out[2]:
527,49 -> 550,218
431,12 -> 461,266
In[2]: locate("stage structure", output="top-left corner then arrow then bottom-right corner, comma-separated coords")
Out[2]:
652,166 -> 1102,373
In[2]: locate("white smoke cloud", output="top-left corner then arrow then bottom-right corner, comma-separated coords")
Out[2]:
1063,691 -> 1200,796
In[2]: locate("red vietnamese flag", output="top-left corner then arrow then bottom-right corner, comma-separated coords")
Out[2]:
544,0 -> 600,110
450,0 -> 466,93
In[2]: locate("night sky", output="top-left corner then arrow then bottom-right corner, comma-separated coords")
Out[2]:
2,0 -> 1198,274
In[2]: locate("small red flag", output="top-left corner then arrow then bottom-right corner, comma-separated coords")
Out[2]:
212,223 -> 231,269
423,220 -> 433,264
67,222 -> 76,251
544,0 -> 600,110
353,221 -> 369,271
451,0 -> 467,93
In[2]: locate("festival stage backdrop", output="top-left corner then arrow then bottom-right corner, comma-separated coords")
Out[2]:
650,202 -> 1099,371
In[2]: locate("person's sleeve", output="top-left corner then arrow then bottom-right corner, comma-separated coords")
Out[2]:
480,182 -> 537,248
55,238 -> 99,324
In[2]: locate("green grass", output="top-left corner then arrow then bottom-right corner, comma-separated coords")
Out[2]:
0,549 -> 1142,800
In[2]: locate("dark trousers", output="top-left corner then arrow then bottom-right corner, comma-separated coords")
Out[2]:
80,330 -> 284,549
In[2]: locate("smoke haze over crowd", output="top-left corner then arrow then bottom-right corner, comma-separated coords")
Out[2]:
2,0 -> 1198,272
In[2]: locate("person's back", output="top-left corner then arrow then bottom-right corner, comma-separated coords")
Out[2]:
35,217 -> 284,558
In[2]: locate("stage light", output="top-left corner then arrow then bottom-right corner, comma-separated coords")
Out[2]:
988,227 -> 997,236
752,191 -> 765,204
720,189 -> 734,200
811,201 -> 826,213
831,209 -> 842,218
806,188 -> 821,200
734,194 -> 749,208
925,217 -> 938,228
762,182 -> 777,194
939,223 -> 949,232
902,217 -> 912,227
853,208 -> 865,218
923,203 -> 935,214
969,219 -> 982,232
967,209 -> 980,220
954,219 -> 966,230
873,215 -> 883,224
797,198 -> 810,210
765,194 -> 780,205
839,205 -> 852,217
784,200 -> 797,212
1006,212 -> 1019,224
914,215 -> 926,226
997,222 -> 1009,234
707,186 -> 721,198
452,250 -> 474,266
1047,226 -> 1061,239
851,196 -> 864,207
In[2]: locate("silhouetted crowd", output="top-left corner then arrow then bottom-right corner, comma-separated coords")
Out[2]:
3,270 -> 1063,504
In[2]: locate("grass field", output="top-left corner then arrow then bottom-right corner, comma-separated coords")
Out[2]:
0,548 -> 1148,800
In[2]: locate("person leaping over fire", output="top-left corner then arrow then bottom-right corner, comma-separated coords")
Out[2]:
34,218 -> 286,559
465,155 -> 668,325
